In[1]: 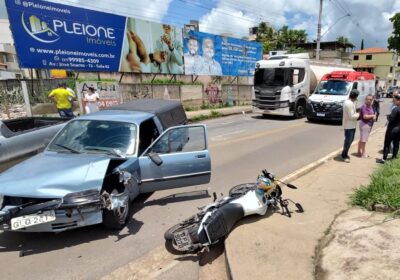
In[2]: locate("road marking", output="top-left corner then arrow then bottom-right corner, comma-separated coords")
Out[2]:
210,122 -> 306,148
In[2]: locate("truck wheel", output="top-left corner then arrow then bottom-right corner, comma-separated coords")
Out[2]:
103,189 -> 130,230
294,101 -> 306,119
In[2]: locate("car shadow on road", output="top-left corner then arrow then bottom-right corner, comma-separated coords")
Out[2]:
251,115 -> 294,121
143,190 -> 210,207
306,119 -> 342,126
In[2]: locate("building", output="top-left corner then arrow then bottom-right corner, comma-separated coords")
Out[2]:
293,41 -> 354,64
0,19 -> 23,79
352,48 -> 398,87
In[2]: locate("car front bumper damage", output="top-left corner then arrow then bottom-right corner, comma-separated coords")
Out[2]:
0,189 -> 128,232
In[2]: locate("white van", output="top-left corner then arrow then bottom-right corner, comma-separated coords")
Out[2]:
306,71 -> 376,121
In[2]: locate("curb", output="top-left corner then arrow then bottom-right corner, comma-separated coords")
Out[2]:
186,107 -> 252,121
224,125 -> 385,280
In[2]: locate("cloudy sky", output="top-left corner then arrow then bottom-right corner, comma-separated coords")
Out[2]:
1,0 -> 398,49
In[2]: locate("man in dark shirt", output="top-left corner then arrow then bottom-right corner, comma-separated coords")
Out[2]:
381,95 -> 400,162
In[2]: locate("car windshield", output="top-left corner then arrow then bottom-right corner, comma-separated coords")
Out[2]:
254,68 -> 287,87
314,80 -> 351,95
48,120 -> 137,156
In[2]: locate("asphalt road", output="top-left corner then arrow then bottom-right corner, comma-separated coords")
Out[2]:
0,101 -> 389,280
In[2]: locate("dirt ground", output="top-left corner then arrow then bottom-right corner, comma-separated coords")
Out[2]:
315,208 -> 400,280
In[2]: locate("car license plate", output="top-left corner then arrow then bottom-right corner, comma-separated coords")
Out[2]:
11,210 -> 56,230
317,113 -> 325,117
174,230 -> 191,249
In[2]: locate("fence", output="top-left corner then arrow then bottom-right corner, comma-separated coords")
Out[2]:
0,79 -> 253,119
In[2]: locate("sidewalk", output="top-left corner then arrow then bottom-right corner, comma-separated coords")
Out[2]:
225,126 -> 391,280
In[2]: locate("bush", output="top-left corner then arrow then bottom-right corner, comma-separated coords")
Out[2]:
351,158 -> 400,210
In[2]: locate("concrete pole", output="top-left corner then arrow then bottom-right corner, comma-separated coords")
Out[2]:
316,0 -> 323,60
21,81 -> 32,117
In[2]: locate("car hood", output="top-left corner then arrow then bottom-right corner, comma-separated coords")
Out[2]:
0,152 -> 121,198
309,94 -> 347,103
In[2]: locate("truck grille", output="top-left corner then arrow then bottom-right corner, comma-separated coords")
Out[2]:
253,89 -> 282,109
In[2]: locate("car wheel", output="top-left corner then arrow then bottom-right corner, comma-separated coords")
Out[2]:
103,188 -> 130,230
307,117 -> 314,122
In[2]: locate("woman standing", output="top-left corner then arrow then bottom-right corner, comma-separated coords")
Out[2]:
84,87 -> 100,114
357,94 -> 377,158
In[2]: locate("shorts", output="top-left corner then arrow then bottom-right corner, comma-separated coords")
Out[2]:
359,122 -> 372,143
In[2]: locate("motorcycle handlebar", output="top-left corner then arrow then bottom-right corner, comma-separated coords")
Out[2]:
262,169 -> 297,189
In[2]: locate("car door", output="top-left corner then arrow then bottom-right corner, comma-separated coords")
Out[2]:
138,124 -> 211,193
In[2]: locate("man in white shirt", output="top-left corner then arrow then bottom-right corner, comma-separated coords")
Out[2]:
341,89 -> 360,162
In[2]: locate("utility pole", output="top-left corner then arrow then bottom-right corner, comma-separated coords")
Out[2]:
316,0 -> 323,60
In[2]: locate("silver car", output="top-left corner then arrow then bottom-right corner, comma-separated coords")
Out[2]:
0,108 -> 211,232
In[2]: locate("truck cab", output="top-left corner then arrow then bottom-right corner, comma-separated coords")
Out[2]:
306,71 -> 376,122
252,58 -> 309,118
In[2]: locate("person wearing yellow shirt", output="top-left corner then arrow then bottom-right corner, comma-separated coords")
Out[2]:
48,84 -> 75,118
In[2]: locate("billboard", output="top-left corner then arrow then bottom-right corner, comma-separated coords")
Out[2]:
5,0 -> 183,74
119,18 -> 183,74
183,31 -> 262,76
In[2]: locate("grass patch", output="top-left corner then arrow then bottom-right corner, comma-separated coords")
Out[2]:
351,158 -> 400,210
190,110 -> 222,122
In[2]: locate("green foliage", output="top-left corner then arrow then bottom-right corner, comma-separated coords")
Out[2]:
256,22 -> 307,54
351,158 -> 400,210
184,103 -> 231,112
388,13 -> 400,54
190,110 -> 222,122
336,36 -> 350,45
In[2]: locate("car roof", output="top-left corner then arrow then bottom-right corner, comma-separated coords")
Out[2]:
76,110 -> 153,124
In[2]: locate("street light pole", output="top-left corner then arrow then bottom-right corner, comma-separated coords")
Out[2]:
316,0 -> 323,60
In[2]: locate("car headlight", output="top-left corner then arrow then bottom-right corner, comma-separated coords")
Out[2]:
335,101 -> 345,106
62,189 -> 101,206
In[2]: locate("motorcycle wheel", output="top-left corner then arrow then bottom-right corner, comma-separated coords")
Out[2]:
164,221 -> 201,254
229,183 -> 255,197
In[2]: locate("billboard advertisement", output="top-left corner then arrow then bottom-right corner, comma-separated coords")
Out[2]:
183,31 -> 262,76
119,18 -> 183,74
5,0 -> 183,74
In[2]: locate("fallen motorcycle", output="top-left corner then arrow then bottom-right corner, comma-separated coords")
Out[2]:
164,170 -> 304,254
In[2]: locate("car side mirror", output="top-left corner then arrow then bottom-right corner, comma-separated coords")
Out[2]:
148,152 -> 163,166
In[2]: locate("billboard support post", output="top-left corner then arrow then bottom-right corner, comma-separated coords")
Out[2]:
151,74 -> 158,83
119,73 -> 125,83
169,75 -> 176,82
97,72 -> 101,81
20,81 -> 32,117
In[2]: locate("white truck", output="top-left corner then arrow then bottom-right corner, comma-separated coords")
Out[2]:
252,55 -> 353,118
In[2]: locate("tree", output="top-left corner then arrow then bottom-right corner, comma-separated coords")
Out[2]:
256,22 -> 307,53
388,13 -> 400,54
336,36 -> 349,45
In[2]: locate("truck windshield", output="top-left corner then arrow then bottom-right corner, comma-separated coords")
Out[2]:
314,80 -> 351,95
48,120 -> 137,156
254,68 -> 286,87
